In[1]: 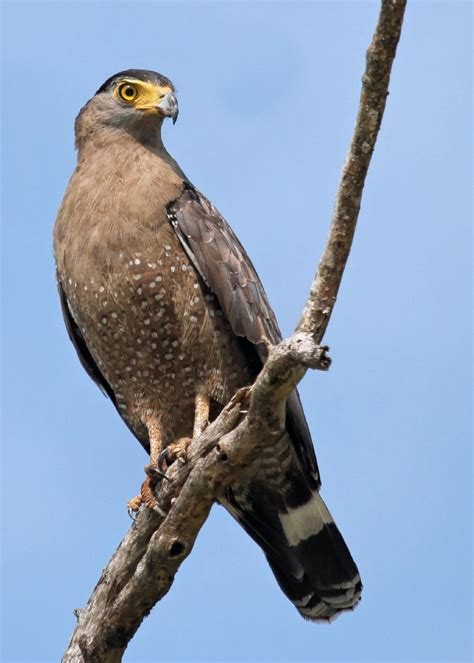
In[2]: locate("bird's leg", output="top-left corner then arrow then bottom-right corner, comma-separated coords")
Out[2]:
193,390 -> 210,438
128,419 -> 166,514
158,391 -> 210,471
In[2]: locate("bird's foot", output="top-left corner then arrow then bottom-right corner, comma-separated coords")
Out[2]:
158,437 -> 192,472
127,464 -> 167,517
127,494 -> 143,520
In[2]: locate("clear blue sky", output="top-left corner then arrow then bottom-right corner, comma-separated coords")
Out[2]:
1,2 -> 472,662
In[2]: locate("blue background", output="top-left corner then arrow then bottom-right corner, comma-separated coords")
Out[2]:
1,2 -> 472,662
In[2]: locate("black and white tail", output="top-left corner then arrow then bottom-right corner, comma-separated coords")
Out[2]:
222,446 -> 362,622
266,491 -> 361,621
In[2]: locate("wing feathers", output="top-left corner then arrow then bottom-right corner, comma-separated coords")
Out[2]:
167,182 -> 318,483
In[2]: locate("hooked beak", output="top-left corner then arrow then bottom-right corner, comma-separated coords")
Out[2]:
157,91 -> 179,124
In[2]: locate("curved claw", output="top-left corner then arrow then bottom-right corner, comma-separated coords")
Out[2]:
145,463 -> 169,481
157,448 -> 171,473
127,494 -> 143,519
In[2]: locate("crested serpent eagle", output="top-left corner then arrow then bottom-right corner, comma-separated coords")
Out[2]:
54,69 -> 362,621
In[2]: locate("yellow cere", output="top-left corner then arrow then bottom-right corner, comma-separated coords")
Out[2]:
114,79 -> 173,111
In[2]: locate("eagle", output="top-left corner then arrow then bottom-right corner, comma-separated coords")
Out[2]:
53,69 -> 362,622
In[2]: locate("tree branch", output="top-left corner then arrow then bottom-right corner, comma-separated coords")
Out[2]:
62,2 -> 406,660
298,0 -> 407,343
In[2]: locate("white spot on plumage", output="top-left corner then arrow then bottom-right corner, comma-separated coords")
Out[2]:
330,574 -> 361,590
300,602 -> 328,619
292,594 -> 313,608
323,586 -> 359,604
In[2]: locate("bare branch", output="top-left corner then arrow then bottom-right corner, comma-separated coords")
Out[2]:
62,2 -> 407,660
298,0 -> 407,342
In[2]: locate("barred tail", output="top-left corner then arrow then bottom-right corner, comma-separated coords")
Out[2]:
222,487 -> 362,622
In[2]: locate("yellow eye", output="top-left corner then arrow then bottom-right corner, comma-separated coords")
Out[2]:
118,83 -> 138,102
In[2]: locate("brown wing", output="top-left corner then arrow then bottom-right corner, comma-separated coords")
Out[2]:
57,278 -> 150,453
167,182 -> 281,352
167,182 -> 321,487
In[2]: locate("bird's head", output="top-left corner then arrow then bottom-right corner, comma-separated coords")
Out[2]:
75,69 -> 179,149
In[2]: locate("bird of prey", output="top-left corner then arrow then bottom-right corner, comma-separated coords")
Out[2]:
54,69 -> 362,621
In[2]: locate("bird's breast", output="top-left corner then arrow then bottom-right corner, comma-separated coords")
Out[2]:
54,146 -> 252,439
59,218 -> 252,439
